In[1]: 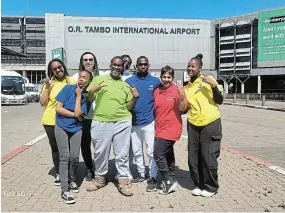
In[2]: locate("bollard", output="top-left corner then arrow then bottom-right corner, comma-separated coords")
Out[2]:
262,95 -> 265,106
233,94 -> 236,103
246,94 -> 249,105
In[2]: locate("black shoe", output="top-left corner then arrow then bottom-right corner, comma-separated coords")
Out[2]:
146,177 -> 157,192
85,170 -> 94,181
70,182 -> 79,193
171,175 -> 180,187
131,175 -> 146,184
61,191 -> 75,204
54,174 -> 60,186
158,177 -> 177,195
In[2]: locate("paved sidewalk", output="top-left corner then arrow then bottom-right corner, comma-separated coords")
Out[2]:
224,99 -> 285,111
2,137 -> 285,212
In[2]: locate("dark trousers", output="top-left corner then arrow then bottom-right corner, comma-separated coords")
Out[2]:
81,119 -> 93,171
154,137 -> 175,180
43,125 -> 59,174
187,118 -> 222,193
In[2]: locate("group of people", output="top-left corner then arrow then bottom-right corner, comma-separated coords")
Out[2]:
40,52 -> 223,204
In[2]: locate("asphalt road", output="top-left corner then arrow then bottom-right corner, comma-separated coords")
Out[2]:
2,103 -> 285,168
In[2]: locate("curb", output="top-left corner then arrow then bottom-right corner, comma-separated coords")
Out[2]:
181,135 -> 285,176
223,102 -> 285,112
1,133 -> 47,165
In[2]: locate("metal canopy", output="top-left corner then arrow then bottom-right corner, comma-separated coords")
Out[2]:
1,47 -> 27,57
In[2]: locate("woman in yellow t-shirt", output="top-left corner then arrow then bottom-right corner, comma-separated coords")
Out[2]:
40,59 -> 76,186
184,54 -> 223,197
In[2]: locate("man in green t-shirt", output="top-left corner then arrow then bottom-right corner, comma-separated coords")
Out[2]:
86,56 -> 139,196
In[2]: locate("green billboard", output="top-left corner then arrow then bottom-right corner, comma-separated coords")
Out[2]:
258,8 -> 285,62
51,47 -> 67,65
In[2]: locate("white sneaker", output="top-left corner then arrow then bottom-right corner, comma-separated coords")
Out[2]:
191,187 -> 202,196
200,190 -> 216,197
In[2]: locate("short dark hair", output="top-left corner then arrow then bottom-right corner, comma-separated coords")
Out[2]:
136,56 -> 149,64
111,56 -> 124,64
190,53 -> 203,69
78,52 -> 99,76
80,70 -> 93,82
160,65 -> 174,78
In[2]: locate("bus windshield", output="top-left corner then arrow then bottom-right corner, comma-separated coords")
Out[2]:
1,76 -> 25,95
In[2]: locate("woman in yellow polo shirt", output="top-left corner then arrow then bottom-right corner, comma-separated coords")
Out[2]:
184,54 -> 223,197
40,59 -> 76,186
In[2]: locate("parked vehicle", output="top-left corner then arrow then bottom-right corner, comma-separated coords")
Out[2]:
1,70 -> 27,105
25,83 -> 40,102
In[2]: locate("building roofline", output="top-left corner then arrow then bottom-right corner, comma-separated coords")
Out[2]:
1,15 -> 45,18
214,6 -> 285,23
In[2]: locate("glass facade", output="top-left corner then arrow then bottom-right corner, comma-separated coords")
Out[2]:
1,16 -> 46,65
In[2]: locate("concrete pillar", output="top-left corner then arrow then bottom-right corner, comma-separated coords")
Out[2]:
22,70 -> 27,77
241,83 -> 244,94
257,76 -> 261,94
262,95 -> 266,106
233,93 -> 237,103
246,94 -> 249,104
224,82 -> 229,94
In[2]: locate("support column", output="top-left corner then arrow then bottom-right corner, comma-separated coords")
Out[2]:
22,70 -> 27,77
224,82 -> 228,94
257,76 -> 261,94
241,83 -> 244,94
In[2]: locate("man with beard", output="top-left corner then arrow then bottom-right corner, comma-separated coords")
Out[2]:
72,52 -> 99,181
86,56 -> 139,196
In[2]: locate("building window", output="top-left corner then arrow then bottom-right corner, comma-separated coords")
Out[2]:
27,71 -> 45,84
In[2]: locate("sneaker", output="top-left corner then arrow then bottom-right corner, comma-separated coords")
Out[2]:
85,170 -> 94,181
191,187 -> 202,196
70,182 -> 79,193
158,177 -> 177,195
146,177 -> 157,192
61,191 -> 75,204
200,190 -> 216,197
171,176 -> 180,187
54,174 -> 60,186
131,175 -> 146,184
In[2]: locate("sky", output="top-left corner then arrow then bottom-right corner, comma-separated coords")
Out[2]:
1,0 -> 285,19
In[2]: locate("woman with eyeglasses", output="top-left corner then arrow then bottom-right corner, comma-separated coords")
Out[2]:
72,52 -> 99,181
40,59 -> 76,186
55,70 -> 93,204
184,54 -> 223,197
153,65 -> 188,195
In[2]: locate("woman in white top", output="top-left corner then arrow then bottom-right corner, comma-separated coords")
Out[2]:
72,52 -> 99,181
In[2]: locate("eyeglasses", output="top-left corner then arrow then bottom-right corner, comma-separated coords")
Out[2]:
112,63 -> 123,68
51,65 -> 63,71
83,58 -> 94,62
138,63 -> 148,66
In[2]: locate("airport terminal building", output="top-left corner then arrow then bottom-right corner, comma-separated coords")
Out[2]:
1,7 -> 285,93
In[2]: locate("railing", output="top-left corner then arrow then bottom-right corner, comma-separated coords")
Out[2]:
224,93 -> 285,100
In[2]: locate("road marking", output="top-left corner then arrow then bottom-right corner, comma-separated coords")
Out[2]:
1,133 -> 47,165
181,134 -> 285,176
269,166 -> 285,176
25,133 -> 47,146
264,115 -> 285,122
